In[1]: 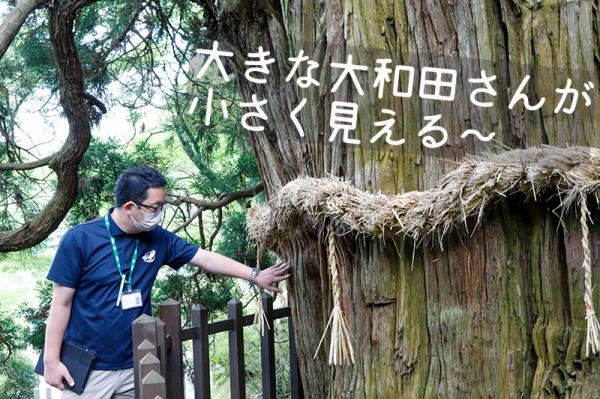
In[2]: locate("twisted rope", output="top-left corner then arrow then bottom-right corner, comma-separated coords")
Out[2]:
253,244 -> 269,335
580,195 -> 600,357
313,229 -> 355,365
247,146 -> 600,247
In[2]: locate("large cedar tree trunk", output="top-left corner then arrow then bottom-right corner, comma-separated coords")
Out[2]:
200,0 -> 600,397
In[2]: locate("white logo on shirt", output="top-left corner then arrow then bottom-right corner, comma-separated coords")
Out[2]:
142,250 -> 156,263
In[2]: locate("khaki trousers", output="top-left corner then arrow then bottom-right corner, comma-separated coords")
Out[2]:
61,368 -> 134,398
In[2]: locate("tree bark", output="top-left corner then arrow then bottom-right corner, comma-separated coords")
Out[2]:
201,0 -> 600,397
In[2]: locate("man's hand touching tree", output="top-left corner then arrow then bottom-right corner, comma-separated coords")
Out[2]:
189,250 -> 291,292
253,260 -> 291,293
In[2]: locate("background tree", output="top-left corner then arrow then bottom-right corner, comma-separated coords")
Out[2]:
0,312 -> 35,399
0,0 -> 264,251
0,0 -> 268,394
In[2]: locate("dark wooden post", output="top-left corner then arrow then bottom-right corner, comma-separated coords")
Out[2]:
156,318 -> 168,378
227,299 -> 245,399
260,293 -> 276,399
288,313 -> 304,399
132,314 -> 159,397
159,299 -> 184,399
191,304 -> 210,399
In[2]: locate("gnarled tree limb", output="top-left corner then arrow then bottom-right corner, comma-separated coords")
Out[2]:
0,0 -> 99,252
169,182 -> 264,234
0,155 -> 51,171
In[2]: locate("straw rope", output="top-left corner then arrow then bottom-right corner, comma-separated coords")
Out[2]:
247,145 -> 600,359
580,195 -> 600,356
253,244 -> 270,335
247,145 -> 600,247
313,230 -> 355,365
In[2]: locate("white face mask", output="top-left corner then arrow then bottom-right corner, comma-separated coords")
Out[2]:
130,205 -> 163,232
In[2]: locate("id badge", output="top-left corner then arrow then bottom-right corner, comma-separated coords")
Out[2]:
121,289 -> 143,310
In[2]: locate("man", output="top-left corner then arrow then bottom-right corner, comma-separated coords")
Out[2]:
43,166 -> 290,397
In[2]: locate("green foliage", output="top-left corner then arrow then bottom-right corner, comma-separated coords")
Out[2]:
0,169 -> 43,231
68,138 -> 170,224
214,208 -> 276,268
215,209 -> 255,265
0,312 -> 22,362
208,312 -> 292,398
165,76 -> 260,200
151,265 -> 241,325
19,280 -> 52,351
0,312 -> 35,399
0,355 -> 36,399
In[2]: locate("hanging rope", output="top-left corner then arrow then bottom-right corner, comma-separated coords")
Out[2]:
580,194 -> 600,357
253,244 -> 270,335
313,228 -> 355,365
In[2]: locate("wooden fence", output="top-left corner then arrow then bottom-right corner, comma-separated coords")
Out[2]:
131,293 -> 304,399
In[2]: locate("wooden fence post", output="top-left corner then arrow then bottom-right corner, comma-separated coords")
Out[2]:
228,299 -> 245,399
159,298 -> 184,399
192,304 -> 210,399
132,297 -> 303,398
156,318 -> 168,378
288,312 -> 304,399
132,314 -> 159,397
260,293 -> 276,399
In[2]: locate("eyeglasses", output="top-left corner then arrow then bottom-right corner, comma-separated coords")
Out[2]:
133,201 -> 168,214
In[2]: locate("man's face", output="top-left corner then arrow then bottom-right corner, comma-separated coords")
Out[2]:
125,187 -> 168,222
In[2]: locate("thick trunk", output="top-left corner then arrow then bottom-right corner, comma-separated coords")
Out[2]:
202,0 -> 600,396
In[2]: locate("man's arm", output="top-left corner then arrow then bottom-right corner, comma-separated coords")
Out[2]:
188,249 -> 290,293
43,282 -> 75,390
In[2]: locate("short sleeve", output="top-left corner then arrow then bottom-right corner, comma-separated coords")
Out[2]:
46,228 -> 84,288
161,229 -> 199,271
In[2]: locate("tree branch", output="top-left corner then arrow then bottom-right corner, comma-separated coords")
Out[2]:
169,182 -> 264,234
171,182 -> 264,210
207,207 -> 222,251
82,92 -> 107,114
0,155 -> 51,171
0,0 -> 98,252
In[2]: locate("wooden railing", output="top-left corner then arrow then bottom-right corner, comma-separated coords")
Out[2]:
131,294 -> 304,399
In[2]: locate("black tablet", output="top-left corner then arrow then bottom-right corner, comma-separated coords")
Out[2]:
35,340 -> 97,395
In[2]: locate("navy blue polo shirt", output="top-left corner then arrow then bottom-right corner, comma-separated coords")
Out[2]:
46,208 -> 198,370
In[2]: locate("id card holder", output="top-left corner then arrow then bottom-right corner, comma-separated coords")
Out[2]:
121,289 -> 143,310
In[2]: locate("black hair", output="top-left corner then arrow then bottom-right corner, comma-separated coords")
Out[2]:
114,166 -> 167,207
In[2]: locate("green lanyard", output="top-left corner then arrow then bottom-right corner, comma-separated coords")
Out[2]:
104,214 -> 139,291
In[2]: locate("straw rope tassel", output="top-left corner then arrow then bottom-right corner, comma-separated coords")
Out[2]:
313,229 -> 355,365
253,245 -> 270,335
580,195 -> 600,357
